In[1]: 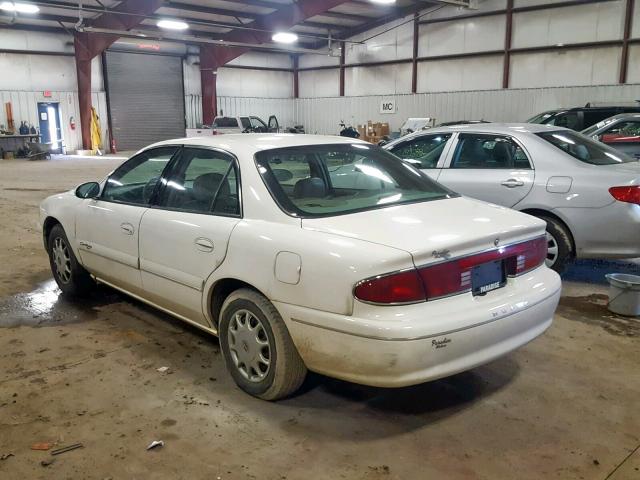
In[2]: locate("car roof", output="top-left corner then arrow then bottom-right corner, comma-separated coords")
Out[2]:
415,122 -> 565,135
595,112 -> 640,122
146,133 -> 369,156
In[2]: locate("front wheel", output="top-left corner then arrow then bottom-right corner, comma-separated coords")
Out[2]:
539,216 -> 573,273
219,288 -> 307,400
47,224 -> 95,297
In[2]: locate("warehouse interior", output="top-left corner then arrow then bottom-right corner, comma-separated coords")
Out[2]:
1,1 -> 639,479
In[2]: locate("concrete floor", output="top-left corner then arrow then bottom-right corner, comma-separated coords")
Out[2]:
0,155 -> 638,480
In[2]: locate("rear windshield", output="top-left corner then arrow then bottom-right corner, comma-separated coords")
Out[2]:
537,131 -> 635,165
255,144 -> 456,218
213,117 -> 239,128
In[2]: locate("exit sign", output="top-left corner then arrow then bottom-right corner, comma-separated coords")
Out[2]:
43,90 -> 52,98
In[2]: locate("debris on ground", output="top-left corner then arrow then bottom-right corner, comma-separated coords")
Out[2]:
182,395 -> 209,406
0,453 -> 14,461
30,442 -> 51,451
51,443 -> 83,456
40,457 -> 56,467
146,440 -> 164,451
156,366 -> 170,373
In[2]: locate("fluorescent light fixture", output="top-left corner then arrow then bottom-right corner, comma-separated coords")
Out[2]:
156,19 -> 189,30
272,32 -> 298,44
370,0 -> 396,4
0,2 -> 40,13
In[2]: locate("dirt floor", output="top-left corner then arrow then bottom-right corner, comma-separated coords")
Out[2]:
0,155 -> 639,480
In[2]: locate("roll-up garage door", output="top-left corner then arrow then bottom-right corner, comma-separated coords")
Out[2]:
104,51 -> 185,150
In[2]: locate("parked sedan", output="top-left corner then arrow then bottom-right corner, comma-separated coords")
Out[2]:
40,134 -> 561,400
384,124 -> 640,272
582,113 -> 640,160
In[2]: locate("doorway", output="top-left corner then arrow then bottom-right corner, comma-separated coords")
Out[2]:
37,102 -> 63,154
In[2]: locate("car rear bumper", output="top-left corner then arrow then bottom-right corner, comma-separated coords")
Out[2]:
275,266 -> 561,388
559,201 -> 640,259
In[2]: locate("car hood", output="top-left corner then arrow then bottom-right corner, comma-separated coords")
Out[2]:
301,196 -> 546,265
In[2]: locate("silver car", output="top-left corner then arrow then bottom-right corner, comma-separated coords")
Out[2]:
582,113 -> 640,160
384,123 -> 640,272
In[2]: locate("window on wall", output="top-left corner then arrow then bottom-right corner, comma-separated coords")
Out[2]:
451,134 -> 531,169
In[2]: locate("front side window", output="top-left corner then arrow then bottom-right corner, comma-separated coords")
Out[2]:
102,146 -> 178,205
157,148 -> 240,216
250,117 -> 267,131
527,111 -> 557,124
451,134 -> 531,169
255,144 -> 455,218
240,117 -> 251,129
537,131 -> 635,165
600,121 -> 640,143
552,112 -> 580,130
389,134 -> 452,169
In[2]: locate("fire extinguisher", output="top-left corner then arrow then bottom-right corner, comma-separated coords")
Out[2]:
69,116 -> 76,130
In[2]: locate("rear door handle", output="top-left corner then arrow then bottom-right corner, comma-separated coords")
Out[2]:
501,179 -> 525,188
120,223 -> 134,235
195,237 -> 214,253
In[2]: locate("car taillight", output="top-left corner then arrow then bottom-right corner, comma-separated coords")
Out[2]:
609,185 -> 640,205
354,236 -> 547,305
353,270 -> 425,304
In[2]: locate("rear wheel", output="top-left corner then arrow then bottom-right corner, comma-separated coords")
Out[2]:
538,216 -> 573,273
219,288 -> 306,400
47,224 -> 95,297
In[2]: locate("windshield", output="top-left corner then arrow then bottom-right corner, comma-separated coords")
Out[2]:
537,131 -> 635,165
527,111 -> 558,124
255,144 -> 456,218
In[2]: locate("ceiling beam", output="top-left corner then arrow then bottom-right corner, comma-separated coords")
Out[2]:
162,1 -> 262,20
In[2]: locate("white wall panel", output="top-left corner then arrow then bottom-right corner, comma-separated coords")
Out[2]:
216,68 -> 292,98
299,69 -> 339,98
346,14 -> 414,64
421,0 -> 506,21
417,55 -> 503,92
294,84 -> 640,136
227,52 -> 293,69
345,64 -> 412,96
419,14 -> 505,56
624,45 -> 640,83
0,90 -> 108,152
0,30 -> 73,53
510,47 -> 621,88
512,2 -> 625,49
299,54 -> 340,69
633,0 -> 640,38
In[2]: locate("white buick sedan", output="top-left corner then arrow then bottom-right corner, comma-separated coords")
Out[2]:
40,135 -> 561,400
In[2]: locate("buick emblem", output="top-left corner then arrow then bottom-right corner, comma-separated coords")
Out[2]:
494,238 -> 500,246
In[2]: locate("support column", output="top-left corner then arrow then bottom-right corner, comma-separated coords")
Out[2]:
620,0 -> 635,84
412,12 -> 419,94
199,45 -> 219,126
502,0 -> 514,89
74,33 -> 93,150
339,41 -> 345,97
293,55 -> 299,99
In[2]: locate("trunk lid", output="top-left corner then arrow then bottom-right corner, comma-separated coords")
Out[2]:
302,196 -> 546,266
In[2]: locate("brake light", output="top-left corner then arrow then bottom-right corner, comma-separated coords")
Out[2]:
353,236 -> 547,305
609,186 -> 640,205
353,270 -> 425,304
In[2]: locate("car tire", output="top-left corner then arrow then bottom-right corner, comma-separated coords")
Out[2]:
219,288 -> 307,400
47,224 -> 95,297
538,215 -> 573,274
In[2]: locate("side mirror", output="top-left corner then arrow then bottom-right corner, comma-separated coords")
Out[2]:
75,182 -> 100,199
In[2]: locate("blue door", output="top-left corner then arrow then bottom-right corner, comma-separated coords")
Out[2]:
37,102 -> 63,154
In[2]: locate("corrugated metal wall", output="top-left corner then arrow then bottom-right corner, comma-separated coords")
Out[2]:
294,84 -> 640,135
0,90 -> 108,152
185,95 -> 295,130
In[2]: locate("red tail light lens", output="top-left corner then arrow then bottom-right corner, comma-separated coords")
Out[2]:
354,270 -> 425,304
609,186 -> 640,205
354,236 -> 547,305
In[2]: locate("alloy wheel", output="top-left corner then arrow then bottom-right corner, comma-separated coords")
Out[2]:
545,231 -> 559,268
52,237 -> 72,284
227,309 -> 272,383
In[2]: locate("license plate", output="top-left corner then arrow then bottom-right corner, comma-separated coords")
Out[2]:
472,260 -> 505,295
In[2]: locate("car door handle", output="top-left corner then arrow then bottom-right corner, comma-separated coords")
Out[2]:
501,179 -> 525,188
120,223 -> 134,235
195,237 -> 214,253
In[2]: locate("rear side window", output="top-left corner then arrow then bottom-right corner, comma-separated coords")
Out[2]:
213,117 -> 239,128
537,131 -> 635,165
451,134 -> 531,169
389,134 -> 451,168
583,110 -> 614,129
552,112 -> 580,130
